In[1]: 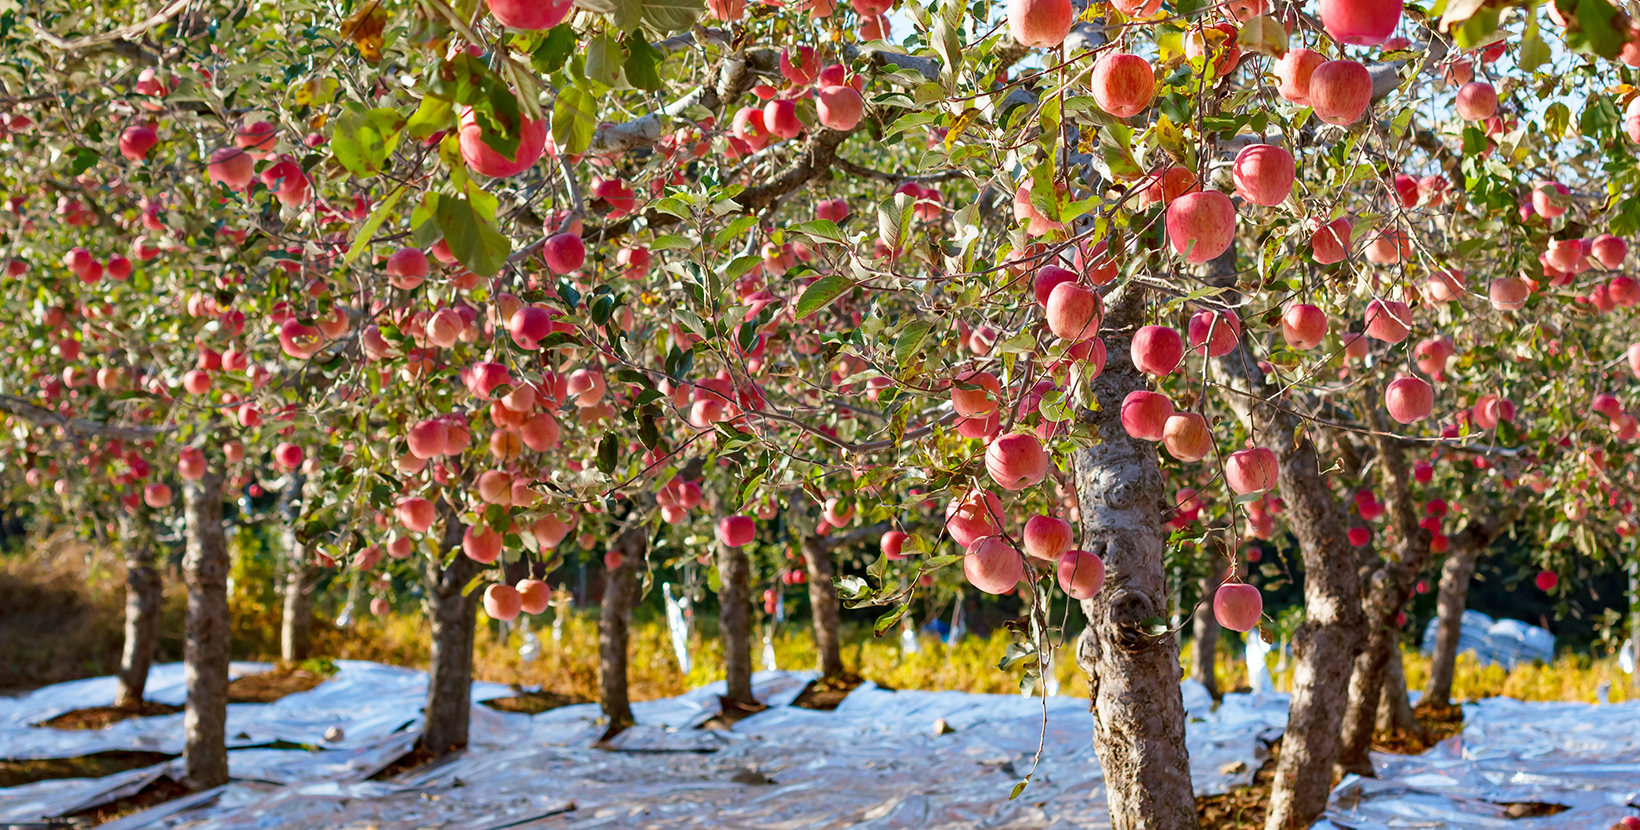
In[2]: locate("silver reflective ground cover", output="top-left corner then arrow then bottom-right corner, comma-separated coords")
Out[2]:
3,661 -> 1636,829
1420,611 -> 1557,669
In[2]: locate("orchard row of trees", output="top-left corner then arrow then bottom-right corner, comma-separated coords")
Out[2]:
4,0 -> 1640,825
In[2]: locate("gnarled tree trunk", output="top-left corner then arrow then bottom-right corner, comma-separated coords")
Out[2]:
1190,557 -> 1224,698
1072,287 -> 1197,830
599,525 -> 646,735
182,471 -> 230,791
1209,260 -> 1364,829
277,474 -> 318,663
800,535 -> 843,678
1336,426 -> 1431,776
716,542 -> 754,706
1376,644 -> 1418,735
419,500 -> 483,756
1424,506 -> 1519,707
115,515 -> 162,709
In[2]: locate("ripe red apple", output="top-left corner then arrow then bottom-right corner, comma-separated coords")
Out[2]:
1007,0 -> 1074,47
144,482 -> 173,508
1132,325 -> 1183,375
1489,276 -> 1529,311
1274,48 -> 1325,105
1531,181 -> 1569,218
1213,583 -> 1263,632
964,536 -> 1024,595
1311,216 -> 1352,264
1592,234 -> 1627,268
706,0 -> 745,19
1032,265 -> 1078,305
1023,515 -> 1073,561
1166,191 -> 1236,264
532,515 -> 571,548
781,46 -> 819,85
816,85 -> 864,131
763,98 -> 802,139
1058,549 -> 1106,599
486,0 -> 572,29
1188,309 -> 1241,357
1309,60 -> 1373,125
717,515 -> 757,547
207,147 -> 254,189
178,447 -> 206,480
274,442 -> 304,470
1455,81 -> 1497,121
1281,303 -> 1327,349
397,497 -> 436,532
464,524 -> 503,563
1232,144 -> 1295,207
120,126 -> 158,161
952,370 -> 1003,417
543,232 -> 585,274
1364,299 -> 1411,343
946,490 -> 1003,547
457,108 -> 547,178
483,583 -> 522,619
1318,0 -> 1403,45
1092,53 -> 1156,118
816,198 -> 850,222
1413,337 -> 1454,375
517,579 -> 551,614
1121,390 -> 1174,441
1534,570 -> 1557,591
1226,447 -> 1279,494
1162,412 -> 1213,462
1046,281 -> 1102,340
1384,375 -> 1433,423
986,432 -> 1051,490
881,530 -> 909,560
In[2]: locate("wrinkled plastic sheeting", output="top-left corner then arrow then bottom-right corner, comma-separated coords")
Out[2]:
1420,610 -> 1556,670
1317,698 -> 1640,830
0,660 -> 512,760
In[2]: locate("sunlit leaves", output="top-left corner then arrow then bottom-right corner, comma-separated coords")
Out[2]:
331,107 -> 406,178
552,83 -> 598,156
431,187 -> 511,276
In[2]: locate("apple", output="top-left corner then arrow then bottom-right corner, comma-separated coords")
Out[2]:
1162,412 -> 1214,461
1364,299 -> 1411,343
1311,216 -> 1352,264
946,489 -> 1004,547
1007,0 -> 1073,47
816,85 -> 864,130
1166,191 -> 1236,264
144,483 -> 173,508
1318,0 -> 1403,45
1046,281 -> 1102,340
1226,447 -> 1279,494
207,147 -> 254,189
543,232 -> 586,274
397,497 -> 436,532
964,536 -> 1024,595
274,442 -> 304,469
486,0 -> 572,29
1309,59 -> 1373,125
483,583 -> 521,620
1057,550 -> 1106,599
457,107 -> 547,178
1132,325 -> 1184,375
120,126 -> 158,160
1274,48 -> 1326,105
952,370 -> 1003,417
1121,390 -> 1174,441
881,530 -> 909,559
1282,303 -> 1328,349
1213,583 -> 1263,632
1488,276 -> 1529,311
1188,309 -> 1241,357
1232,144 -> 1295,207
1455,81 -> 1497,121
986,431 -> 1051,490
717,515 -> 757,547
1023,515 -> 1073,561
1092,53 -> 1156,118
1384,375 -> 1433,423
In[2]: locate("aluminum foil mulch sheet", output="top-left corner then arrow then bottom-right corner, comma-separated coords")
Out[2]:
1315,697 -> 1640,830
1,661 -> 1291,829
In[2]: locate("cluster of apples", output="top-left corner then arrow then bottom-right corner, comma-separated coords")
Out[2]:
943,490 -> 1106,601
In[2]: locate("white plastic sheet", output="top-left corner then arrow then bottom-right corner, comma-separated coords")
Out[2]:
1420,611 -> 1556,669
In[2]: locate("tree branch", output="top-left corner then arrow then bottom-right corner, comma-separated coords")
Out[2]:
0,394 -> 170,441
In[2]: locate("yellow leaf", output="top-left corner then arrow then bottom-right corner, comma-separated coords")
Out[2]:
340,0 -> 390,64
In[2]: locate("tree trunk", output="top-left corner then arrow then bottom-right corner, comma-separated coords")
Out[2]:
1190,557 -> 1224,699
1375,643 -> 1418,735
277,474 -> 318,663
716,542 -> 754,707
1208,263 -> 1364,830
599,525 -> 646,735
800,535 -> 844,678
419,500 -> 483,756
182,471 -> 230,791
115,516 -> 162,709
1071,286 -> 1198,830
1424,507 -> 1519,707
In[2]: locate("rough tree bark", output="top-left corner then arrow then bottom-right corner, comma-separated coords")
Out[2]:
1336,426 -> 1432,776
1375,644 -> 1418,735
182,471 -> 230,790
1071,286 -> 1198,830
1190,557 -> 1225,699
419,500 -> 484,756
716,542 -> 755,707
1424,505 -> 1520,707
800,534 -> 844,678
115,514 -> 163,709
277,474 -> 318,663
1209,262 -> 1364,828
598,525 -> 647,736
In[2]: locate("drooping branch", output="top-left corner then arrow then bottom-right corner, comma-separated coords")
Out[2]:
31,0 -> 190,51
0,394 -> 169,441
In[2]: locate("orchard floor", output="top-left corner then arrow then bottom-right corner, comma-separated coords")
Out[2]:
1,662 -> 1637,830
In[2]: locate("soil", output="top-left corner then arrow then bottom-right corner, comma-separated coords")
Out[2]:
1371,701 -> 1467,756
480,689 -> 585,715
791,673 -> 866,711
698,697 -> 769,730
225,667 -> 326,703
39,700 -> 185,731
368,745 -> 442,781
1196,737 -> 1280,830
63,775 -> 193,827
0,750 -> 176,789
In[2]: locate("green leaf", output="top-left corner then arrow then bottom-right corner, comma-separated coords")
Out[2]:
1518,20 -> 1550,71
345,184 -> 408,265
434,192 -> 512,276
1559,0 -> 1627,58
789,219 -> 846,244
873,603 -> 908,637
1451,6 -> 1500,49
650,234 -> 694,251
712,215 -> 759,249
460,573 -> 489,597
596,432 -> 619,474
623,31 -> 665,91
532,25 -> 577,75
795,275 -> 852,319
586,32 -> 626,88
64,147 -> 100,176
895,320 -> 932,369
406,94 -> 454,140
552,83 -> 599,156
331,107 -> 406,178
